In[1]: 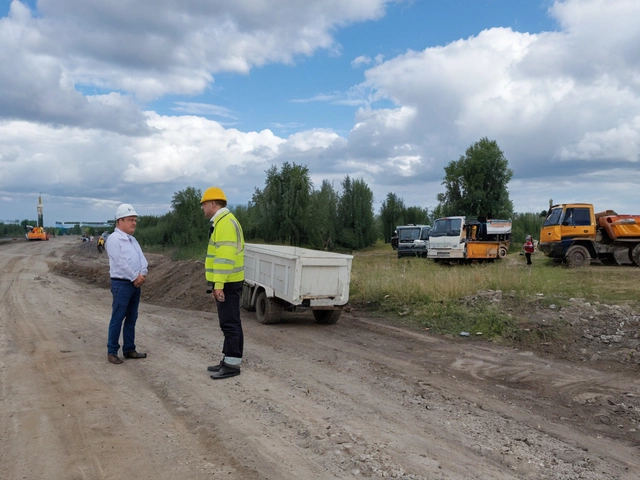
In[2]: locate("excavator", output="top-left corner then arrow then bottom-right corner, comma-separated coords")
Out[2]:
26,195 -> 50,241
26,225 -> 49,241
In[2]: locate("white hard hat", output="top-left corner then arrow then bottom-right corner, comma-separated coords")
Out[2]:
115,203 -> 138,220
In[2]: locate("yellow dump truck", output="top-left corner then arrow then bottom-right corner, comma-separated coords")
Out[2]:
539,203 -> 640,266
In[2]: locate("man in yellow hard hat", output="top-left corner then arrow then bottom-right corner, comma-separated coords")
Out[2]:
200,187 -> 245,379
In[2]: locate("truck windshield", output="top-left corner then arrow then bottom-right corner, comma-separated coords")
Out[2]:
398,228 -> 420,241
429,218 -> 462,237
420,227 -> 431,240
543,208 -> 563,226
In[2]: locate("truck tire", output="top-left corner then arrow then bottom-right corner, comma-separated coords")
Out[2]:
241,284 -> 255,311
255,290 -> 282,324
632,244 -> 640,266
313,309 -> 342,324
498,246 -> 508,259
566,245 -> 591,267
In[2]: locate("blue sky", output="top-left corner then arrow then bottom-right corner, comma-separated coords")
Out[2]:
1,0 -> 638,226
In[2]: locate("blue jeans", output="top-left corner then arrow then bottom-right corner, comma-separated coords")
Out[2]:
108,279 -> 141,355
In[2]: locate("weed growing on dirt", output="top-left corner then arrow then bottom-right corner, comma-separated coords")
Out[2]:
349,244 -> 640,339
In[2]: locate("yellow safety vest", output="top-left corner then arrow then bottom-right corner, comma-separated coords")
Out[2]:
205,210 -> 245,290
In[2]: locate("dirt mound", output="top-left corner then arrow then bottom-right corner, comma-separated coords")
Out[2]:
460,289 -> 640,371
52,240 -> 212,312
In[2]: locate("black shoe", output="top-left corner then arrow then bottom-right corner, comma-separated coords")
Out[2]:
210,364 -> 240,380
124,351 -> 147,359
207,360 -> 224,372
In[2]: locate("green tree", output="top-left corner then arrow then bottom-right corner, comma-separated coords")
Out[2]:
379,193 -> 405,243
170,187 -> 209,247
511,212 -> 545,245
252,162 -> 312,245
336,176 -> 376,250
307,180 -> 338,249
436,137 -> 513,219
230,204 -> 258,241
135,214 -> 172,248
404,206 -> 430,225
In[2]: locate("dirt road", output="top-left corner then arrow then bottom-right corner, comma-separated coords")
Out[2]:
1,237 -> 639,479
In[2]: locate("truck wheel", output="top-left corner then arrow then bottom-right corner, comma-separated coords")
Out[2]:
498,246 -> 508,259
566,245 -> 590,267
255,291 -> 282,324
631,244 -> 640,266
241,284 -> 255,311
313,309 -> 342,324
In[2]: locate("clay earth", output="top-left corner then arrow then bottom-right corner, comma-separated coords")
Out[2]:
1,237 -> 639,479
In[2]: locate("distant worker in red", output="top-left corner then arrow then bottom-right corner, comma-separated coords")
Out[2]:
523,235 -> 534,266
200,187 -> 245,379
105,203 -> 149,364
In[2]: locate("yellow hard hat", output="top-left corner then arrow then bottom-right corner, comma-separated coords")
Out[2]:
200,187 -> 227,203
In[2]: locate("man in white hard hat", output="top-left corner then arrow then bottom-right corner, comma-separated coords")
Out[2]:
105,203 -> 149,364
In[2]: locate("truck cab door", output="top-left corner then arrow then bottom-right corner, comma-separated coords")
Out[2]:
560,207 -> 595,239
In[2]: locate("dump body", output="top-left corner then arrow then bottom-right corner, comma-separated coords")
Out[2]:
242,244 -> 353,324
539,203 -> 640,266
597,214 -> 640,240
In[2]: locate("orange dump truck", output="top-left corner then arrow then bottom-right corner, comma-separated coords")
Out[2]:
539,203 -> 640,266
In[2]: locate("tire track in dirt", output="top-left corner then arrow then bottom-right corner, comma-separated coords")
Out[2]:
3,238 -> 640,479
0,239 -> 240,479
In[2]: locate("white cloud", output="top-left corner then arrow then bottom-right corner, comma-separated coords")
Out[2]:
351,55 -> 372,68
171,102 -> 237,119
2,0 -> 640,222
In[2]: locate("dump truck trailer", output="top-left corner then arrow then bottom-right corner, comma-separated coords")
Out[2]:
242,244 -> 353,324
539,203 -> 640,266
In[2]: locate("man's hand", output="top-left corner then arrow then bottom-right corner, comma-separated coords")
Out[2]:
133,274 -> 146,288
213,288 -> 225,302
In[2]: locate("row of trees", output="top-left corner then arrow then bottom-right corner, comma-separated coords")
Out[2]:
2,137 -> 545,250
134,164 -> 378,252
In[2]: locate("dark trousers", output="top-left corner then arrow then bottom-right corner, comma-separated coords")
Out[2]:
525,253 -> 532,265
216,281 -> 244,358
108,279 -> 141,355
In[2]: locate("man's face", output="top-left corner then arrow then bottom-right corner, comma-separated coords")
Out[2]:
118,216 -> 137,235
201,201 -> 217,220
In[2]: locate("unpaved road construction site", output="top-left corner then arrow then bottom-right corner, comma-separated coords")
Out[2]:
1,237 -> 639,479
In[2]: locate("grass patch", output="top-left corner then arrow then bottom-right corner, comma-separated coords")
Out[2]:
169,244 -> 207,261
349,248 -> 640,340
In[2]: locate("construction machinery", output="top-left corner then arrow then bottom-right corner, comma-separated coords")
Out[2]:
539,203 -> 640,266
396,224 -> 431,258
427,216 -> 511,263
26,195 -> 50,241
26,225 -> 50,241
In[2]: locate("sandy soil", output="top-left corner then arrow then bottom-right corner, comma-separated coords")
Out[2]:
1,237 -> 639,479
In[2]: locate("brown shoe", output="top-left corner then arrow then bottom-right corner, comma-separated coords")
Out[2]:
124,351 -> 147,359
108,354 -> 123,364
